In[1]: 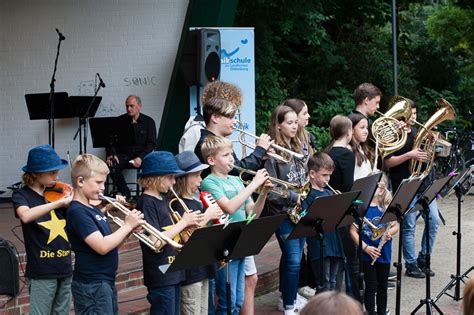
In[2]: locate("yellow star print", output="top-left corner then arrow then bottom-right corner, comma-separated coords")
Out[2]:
38,210 -> 69,244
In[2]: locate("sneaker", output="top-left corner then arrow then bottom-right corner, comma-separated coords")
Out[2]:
387,282 -> 395,290
298,286 -> 315,299
417,259 -> 435,277
295,294 -> 308,310
284,308 -> 298,315
388,271 -> 397,281
405,265 -> 426,278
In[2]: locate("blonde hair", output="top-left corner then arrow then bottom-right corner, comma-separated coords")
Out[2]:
300,291 -> 363,315
137,175 -> 167,192
200,135 -> 233,164
375,174 -> 392,209
202,81 -> 243,108
70,154 -> 109,188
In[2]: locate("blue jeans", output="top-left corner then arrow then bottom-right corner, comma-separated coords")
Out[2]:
402,196 -> 440,266
28,276 -> 72,315
71,280 -> 117,315
215,259 -> 245,315
208,277 -> 216,315
275,218 -> 305,309
147,285 -> 180,315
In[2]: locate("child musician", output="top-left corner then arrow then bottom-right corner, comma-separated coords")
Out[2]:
66,154 -> 144,314
304,152 -> 345,292
171,151 -> 223,315
12,144 -> 73,314
200,136 -> 270,315
136,151 -> 203,315
263,105 -> 308,314
350,177 -> 399,315
348,112 -> 373,179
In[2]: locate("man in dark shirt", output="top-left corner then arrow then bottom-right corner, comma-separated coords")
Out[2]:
106,95 -> 156,198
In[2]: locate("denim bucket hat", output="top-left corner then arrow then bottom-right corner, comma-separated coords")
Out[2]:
138,151 -> 184,178
22,144 -> 69,173
175,151 -> 209,176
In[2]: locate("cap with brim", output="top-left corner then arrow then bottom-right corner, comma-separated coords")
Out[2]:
175,151 -> 209,177
138,151 -> 184,178
22,144 -> 69,173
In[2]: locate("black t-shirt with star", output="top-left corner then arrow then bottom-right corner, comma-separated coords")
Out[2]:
12,186 -> 72,279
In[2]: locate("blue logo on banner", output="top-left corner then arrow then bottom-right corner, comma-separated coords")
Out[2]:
221,38 -> 251,71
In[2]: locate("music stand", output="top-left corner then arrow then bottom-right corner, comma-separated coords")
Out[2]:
25,92 -> 71,147
167,215 -> 285,315
379,177 -> 424,315
335,173 -> 382,302
89,117 -> 133,149
70,96 -> 102,154
287,191 -> 361,293
409,175 -> 452,315
435,166 -> 474,303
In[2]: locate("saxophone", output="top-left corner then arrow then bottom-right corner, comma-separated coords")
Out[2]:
410,98 -> 456,177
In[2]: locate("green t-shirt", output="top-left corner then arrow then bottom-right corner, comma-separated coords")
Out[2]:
201,174 -> 250,222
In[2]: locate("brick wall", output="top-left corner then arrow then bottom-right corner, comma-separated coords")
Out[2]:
0,0 -> 187,191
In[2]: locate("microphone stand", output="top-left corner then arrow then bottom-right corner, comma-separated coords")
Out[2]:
73,79 -> 104,154
48,30 -> 65,148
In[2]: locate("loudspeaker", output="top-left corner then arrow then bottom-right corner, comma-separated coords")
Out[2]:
181,28 -> 221,86
0,239 -> 19,297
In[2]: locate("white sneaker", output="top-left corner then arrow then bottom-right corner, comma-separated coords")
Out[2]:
284,308 -> 298,314
277,297 -> 285,312
295,294 -> 308,310
298,286 -> 315,299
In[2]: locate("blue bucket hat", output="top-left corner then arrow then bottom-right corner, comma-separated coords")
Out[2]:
22,144 -> 69,173
138,151 -> 184,178
175,151 -> 209,176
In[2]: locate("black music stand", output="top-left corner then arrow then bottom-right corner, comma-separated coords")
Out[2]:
334,173 -> 382,303
166,215 -> 286,315
410,175 -> 453,315
379,177 -> 424,315
435,166 -> 474,303
70,96 -> 102,154
89,117 -> 134,194
287,191 -> 361,293
25,92 -> 71,146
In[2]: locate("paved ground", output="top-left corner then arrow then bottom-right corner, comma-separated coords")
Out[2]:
255,192 -> 474,314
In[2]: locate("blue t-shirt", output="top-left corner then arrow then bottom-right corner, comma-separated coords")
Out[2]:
361,205 -> 393,264
137,194 -> 185,288
303,188 -> 344,261
66,200 -> 118,283
12,186 -> 72,279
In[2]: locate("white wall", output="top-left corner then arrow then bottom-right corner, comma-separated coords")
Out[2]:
0,0 -> 187,190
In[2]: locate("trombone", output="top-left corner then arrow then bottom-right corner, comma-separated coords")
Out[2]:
233,127 -> 305,163
168,187 -> 196,242
325,183 -> 386,240
99,193 -> 183,252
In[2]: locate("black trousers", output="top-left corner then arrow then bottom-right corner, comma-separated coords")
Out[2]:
339,225 -> 360,299
109,153 -> 137,197
363,260 -> 390,315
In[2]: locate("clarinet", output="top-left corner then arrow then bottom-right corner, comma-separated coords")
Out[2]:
371,230 -> 390,265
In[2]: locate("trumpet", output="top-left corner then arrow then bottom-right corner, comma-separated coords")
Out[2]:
99,194 -> 183,252
234,127 -> 305,163
168,188 -> 195,242
233,165 -> 311,200
325,183 -> 386,240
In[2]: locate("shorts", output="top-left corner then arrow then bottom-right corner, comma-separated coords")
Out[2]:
244,256 -> 257,276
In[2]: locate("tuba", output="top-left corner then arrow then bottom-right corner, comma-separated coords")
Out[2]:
410,98 -> 456,177
372,96 -> 413,158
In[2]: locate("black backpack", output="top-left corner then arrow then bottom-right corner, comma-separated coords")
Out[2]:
0,238 -> 19,297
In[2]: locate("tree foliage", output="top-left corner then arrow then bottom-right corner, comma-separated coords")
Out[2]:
235,0 -> 474,150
